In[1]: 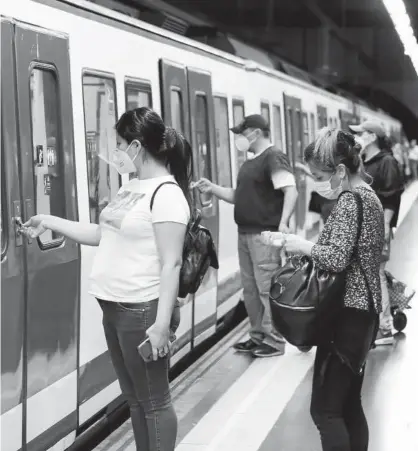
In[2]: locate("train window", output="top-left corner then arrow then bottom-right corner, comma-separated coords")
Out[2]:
261,102 -> 270,126
302,112 -> 309,148
82,74 -> 120,224
30,68 -> 65,246
170,89 -> 184,135
125,80 -> 152,110
295,110 -> 303,161
310,113 -> 316,141
273,105 -> 283,150
214,97 -> 232,187
195,95 -> 212,204
232,99 -> 246,169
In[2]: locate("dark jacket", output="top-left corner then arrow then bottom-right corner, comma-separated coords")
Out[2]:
363,150 -> 404,228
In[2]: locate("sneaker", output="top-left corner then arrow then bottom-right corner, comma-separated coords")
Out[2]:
233,338 -> 259,353
374,330 -> 394,346
251,343 -> 285,358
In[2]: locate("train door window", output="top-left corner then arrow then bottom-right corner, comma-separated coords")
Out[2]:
195,95 -> 212,204
214,96 -> 232,187
310,112 -> 316,141
170,88 -> 184,135
285,107 -> 293,158
295,110 -> 303,161
125,79 -> 152,110
261,102 -> 270,126
273,105 -> 283,150
82,73 -> 119,224
1,130 -> 7,258
29,68 -> 65,246
302,112 -> 309,148
232,99 -> 246,168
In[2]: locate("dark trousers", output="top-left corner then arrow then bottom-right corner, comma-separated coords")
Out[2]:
310,346 -> 369,451
98,299 -> 180,451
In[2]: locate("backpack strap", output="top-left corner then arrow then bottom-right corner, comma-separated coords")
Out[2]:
150,181 -> 178,211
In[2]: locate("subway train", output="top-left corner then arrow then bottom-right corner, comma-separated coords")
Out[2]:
0,0 -> 403,450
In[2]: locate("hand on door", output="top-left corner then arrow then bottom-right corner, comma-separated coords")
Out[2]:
22,215 -> 48,238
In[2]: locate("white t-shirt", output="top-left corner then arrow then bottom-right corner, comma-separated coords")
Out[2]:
89,175 -> 190,303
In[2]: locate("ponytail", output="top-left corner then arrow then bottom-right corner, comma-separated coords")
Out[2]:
162,127 -> 193,209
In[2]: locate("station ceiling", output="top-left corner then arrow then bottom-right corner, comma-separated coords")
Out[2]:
126,0 -> 418,135
157,0 -> 418,81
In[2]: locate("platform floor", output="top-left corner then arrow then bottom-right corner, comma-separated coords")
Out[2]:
95,182 -> 418,451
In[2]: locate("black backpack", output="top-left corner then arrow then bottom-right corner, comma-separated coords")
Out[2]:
150,182 -> 219,298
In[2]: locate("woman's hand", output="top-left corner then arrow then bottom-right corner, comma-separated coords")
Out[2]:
262,231 -> 314,256
261,231 -> 286,248
146,323 -> 171,361
22,215 -> 48,239
282,234 -> 314,255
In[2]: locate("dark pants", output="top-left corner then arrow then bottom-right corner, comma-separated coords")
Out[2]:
98,299 -> 180,451
310,346 -> 368,451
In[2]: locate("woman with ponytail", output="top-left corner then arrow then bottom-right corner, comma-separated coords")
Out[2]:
264,128 -> 384,451
23,107 -> 193,450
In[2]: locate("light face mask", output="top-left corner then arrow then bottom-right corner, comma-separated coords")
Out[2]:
354,135 -> 366,150
314,174 -> 343,200
112,142 -> 140,175
235,131 -> 256,153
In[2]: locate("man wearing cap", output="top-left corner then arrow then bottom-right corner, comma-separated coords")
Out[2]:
195,114 -> 298,357
350,120 -> 404,346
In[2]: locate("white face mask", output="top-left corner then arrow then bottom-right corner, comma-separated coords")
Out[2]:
314,175 -> 343,200
235,131 -> 256,153
112,142 -> 139,175
355,135 -> 366,150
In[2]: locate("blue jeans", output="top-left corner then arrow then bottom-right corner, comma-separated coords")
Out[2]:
98,299 -> 180,451
238,232 -> 285,351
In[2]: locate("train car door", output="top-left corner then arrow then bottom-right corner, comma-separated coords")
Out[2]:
159,60 -> 193,363
283,95 -> 307,233
1,20 -> 26,451
159,60 -> 219,351
13,23 -> 80,449
186,68 -> 219,347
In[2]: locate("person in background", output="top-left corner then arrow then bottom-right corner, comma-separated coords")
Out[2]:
194,114 -> 298,358
401,137 -> 411,182
350,121 -> 404,346
23,107 -> 192,451
409,139 -> 418,180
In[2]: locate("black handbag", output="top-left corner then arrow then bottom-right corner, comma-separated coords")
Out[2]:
269,191 -> 367,347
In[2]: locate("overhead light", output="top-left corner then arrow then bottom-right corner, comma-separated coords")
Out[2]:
381,0 -> 418,74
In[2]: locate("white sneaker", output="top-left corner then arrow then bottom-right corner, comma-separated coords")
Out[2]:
374,330 -> 394,346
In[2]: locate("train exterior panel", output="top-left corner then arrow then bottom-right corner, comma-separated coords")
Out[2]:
0,0 -> 402,449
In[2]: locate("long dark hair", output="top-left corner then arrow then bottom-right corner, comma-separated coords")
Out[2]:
115,107 -> 193,208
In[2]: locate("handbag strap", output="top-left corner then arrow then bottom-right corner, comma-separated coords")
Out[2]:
348,190 -> 376,313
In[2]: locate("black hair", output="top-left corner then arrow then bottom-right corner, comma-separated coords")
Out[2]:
304,127 -> 372,183
115,107 -> 193,208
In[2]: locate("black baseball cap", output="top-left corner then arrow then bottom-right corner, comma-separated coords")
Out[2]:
230,114 -> 270,134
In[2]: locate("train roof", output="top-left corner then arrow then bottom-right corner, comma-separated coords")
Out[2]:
49,0 -> 399,124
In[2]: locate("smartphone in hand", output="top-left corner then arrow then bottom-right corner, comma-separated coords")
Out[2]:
137,335 -> 177,362
137,338 -> 153,362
